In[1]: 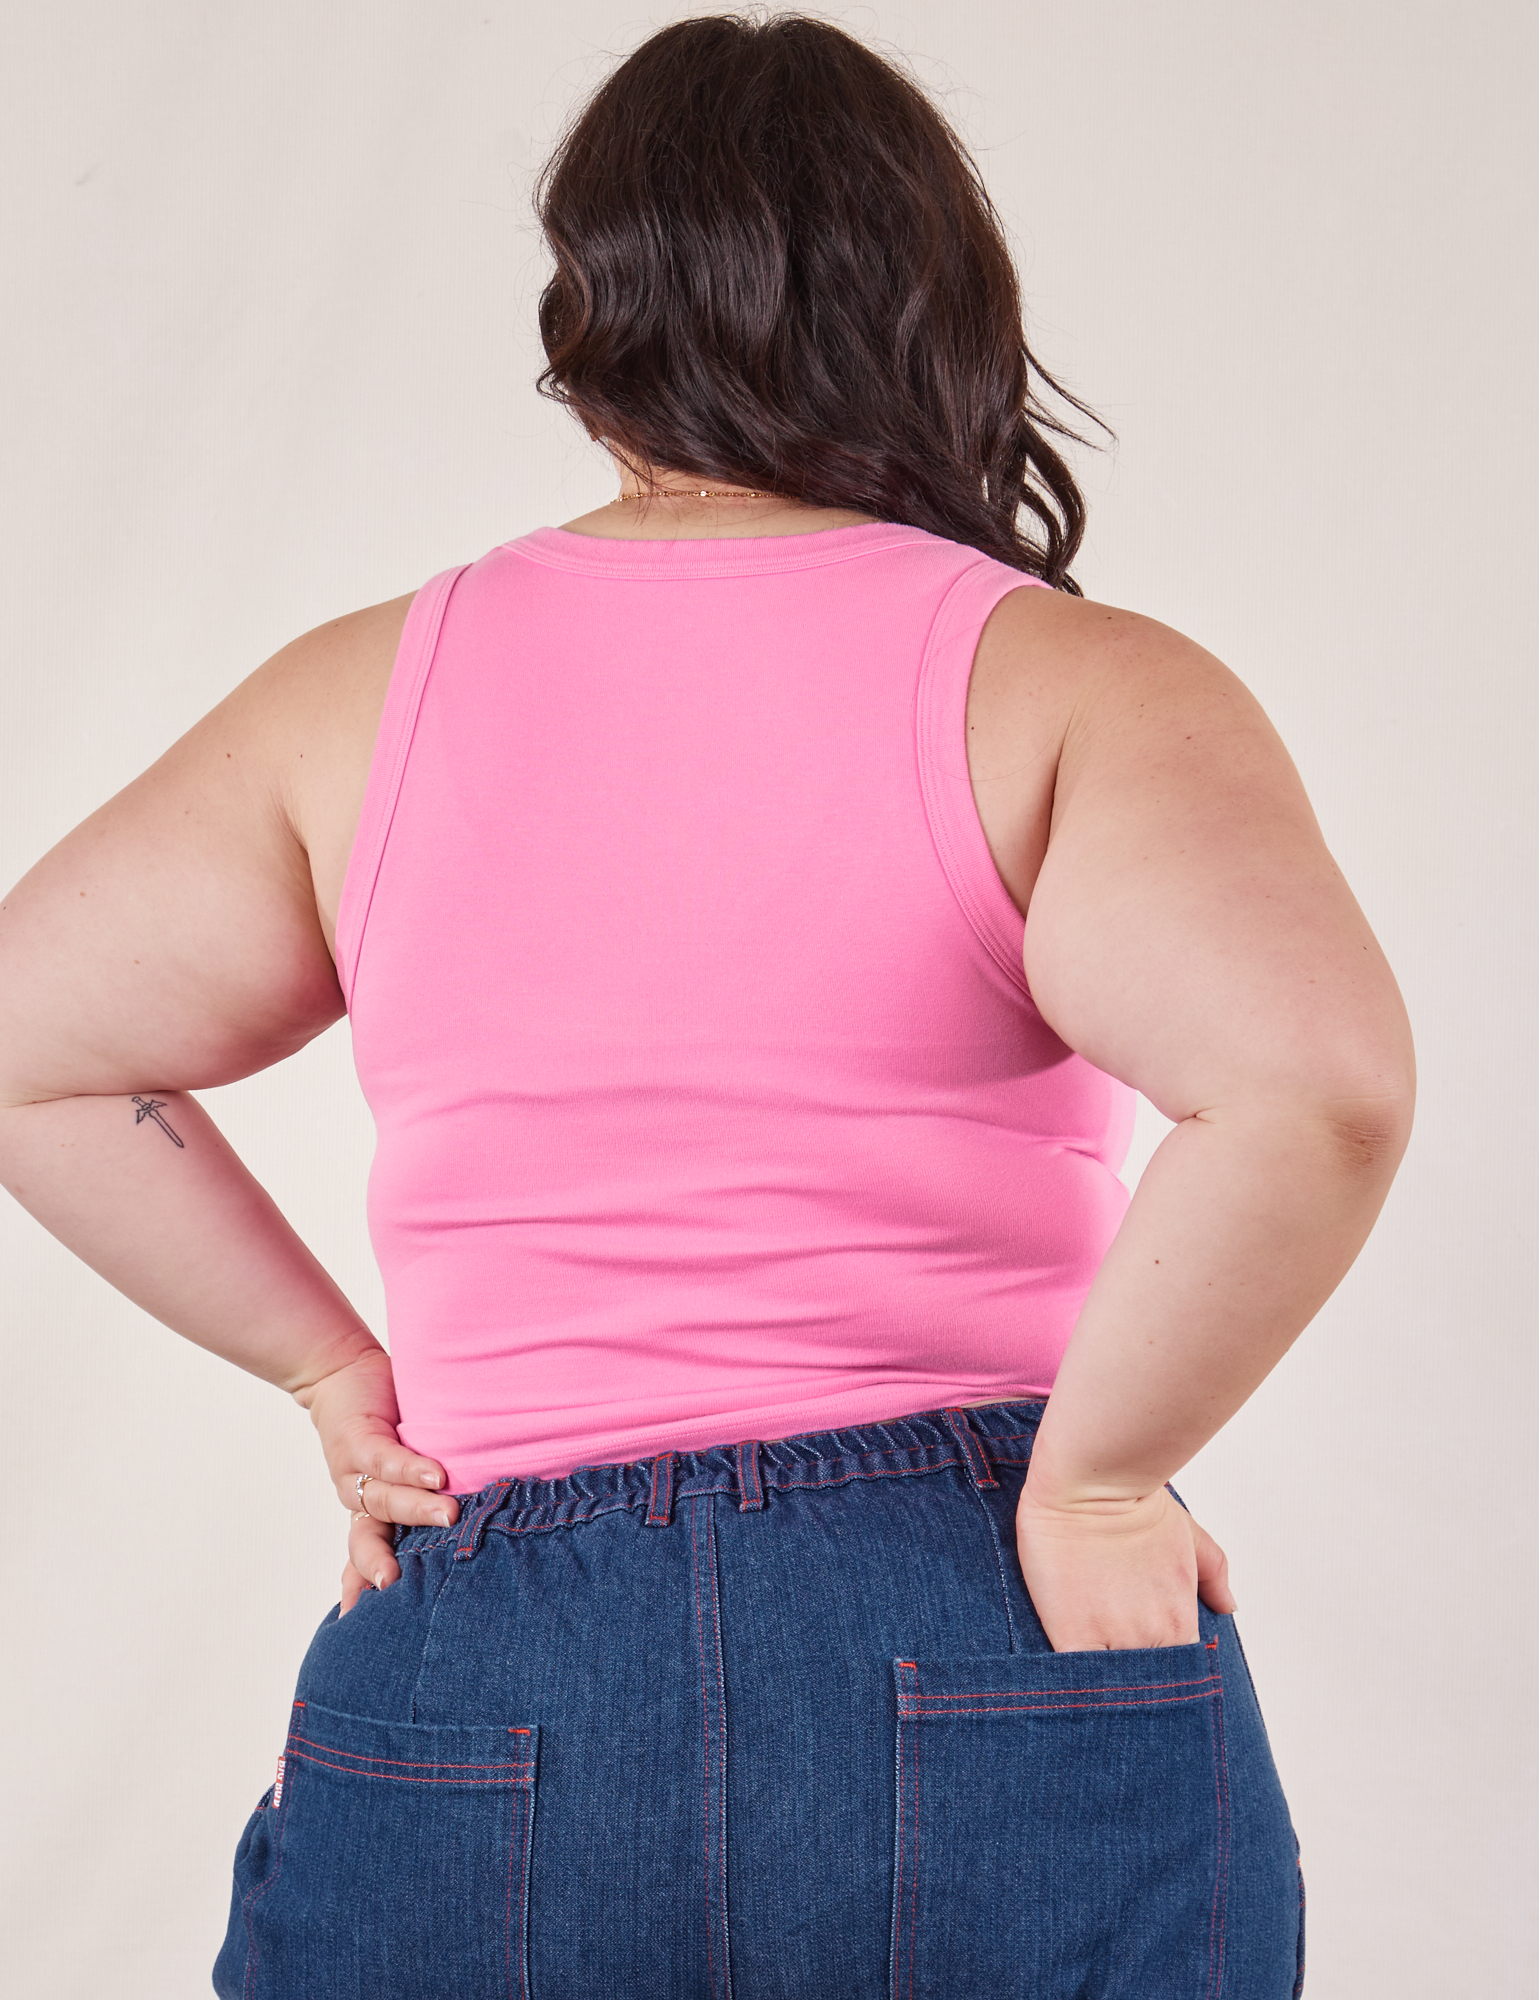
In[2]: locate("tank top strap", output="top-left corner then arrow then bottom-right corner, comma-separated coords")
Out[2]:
334,563 -> 468,1006
915,560 -> 1051,1002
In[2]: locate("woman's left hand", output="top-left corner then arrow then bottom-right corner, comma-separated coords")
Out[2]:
1015,1476 -> 1236,1652
295,1344 -> 460,1615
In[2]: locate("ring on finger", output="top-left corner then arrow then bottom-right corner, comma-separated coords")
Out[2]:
354,1470 -> 375,1512
351,1509 -> 371,1526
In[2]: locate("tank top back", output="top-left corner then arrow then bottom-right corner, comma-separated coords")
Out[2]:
336,520 -> 1134,1490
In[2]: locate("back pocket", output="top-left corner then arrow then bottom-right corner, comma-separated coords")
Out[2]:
890,1643 -> 1228,2000
235,1698 -> 538,2000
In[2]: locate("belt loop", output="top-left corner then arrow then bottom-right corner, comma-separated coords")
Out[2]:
941,1407 -> 999,1493
454,1480 -> 513,1562
645,1450 -> 676,1527
736,1438 -> 765,1512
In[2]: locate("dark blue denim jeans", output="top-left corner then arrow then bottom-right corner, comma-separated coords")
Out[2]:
213,1400 -> 1306,1998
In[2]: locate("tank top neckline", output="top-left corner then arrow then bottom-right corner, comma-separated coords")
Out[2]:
510,519 -> 938,579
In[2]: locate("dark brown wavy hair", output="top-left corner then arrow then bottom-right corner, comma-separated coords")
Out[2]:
533,13 -> 1102,591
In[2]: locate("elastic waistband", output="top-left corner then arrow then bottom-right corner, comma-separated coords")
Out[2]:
395,1400 -> 1045,1563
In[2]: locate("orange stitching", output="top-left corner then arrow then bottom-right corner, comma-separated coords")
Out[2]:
288,1749 -> 529,1784
910,1689 -> 1220,1716
913,1672 -> 1219,1700
291,1747 -> 532,1775
736,1438 -> 764,1509
289,1735 -> 530,1771
942,1407 -> 1000,1489
647,1450 -> 674,1524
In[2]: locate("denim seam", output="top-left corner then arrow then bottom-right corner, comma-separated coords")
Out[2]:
1230,1617 -> 1267,1717
954,1457 -> 1021,1653
689,1493 -> 733,1998
510,1772 -> 536,2000
891,1661 -> 921,2000
1205,1694 -> 1232,1999
766,1456 -> 958,1493
504,1788 -> 518,2000
408,1555 -> 461,1725
241,1700 -> 303,1998
484,1493 -> 648,1540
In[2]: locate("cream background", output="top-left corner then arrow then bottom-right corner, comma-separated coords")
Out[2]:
2,4 -> 1534,1992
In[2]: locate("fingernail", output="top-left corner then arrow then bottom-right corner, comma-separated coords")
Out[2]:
433,1510 -> 451,1527
374,1571 -> 388,1590
421,1470 -> 442,1488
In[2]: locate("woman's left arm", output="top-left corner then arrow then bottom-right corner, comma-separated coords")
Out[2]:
1000,598 -> 1416,1649
0,604 -> 453,1610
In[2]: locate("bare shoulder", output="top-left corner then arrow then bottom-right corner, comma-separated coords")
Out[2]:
974,584 -> 1259,726
231,592 -> 415,949
239,593 -> 414,809
966,584 -> 1284,915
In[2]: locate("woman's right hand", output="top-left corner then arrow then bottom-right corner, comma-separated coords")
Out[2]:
1014,1476 -> 1235,1652
294,1343 -> 460,1615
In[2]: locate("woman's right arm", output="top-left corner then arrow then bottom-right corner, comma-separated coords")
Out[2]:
0,603 -> 456,1606
989,593 -> 1415,1650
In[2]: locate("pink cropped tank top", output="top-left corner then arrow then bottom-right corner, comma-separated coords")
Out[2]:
335,520 -> 1134,1490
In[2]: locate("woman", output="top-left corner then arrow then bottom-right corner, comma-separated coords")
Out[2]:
0,14 -> 1411,1997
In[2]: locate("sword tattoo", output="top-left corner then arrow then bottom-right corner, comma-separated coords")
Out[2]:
131,1095 -> 185,1148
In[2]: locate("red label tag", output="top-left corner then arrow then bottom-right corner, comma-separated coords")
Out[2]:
272,1754 -> 286,1808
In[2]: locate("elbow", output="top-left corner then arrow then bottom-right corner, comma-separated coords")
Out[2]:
1320,1088 -> 1414,1179
1280,1050 -> 1417,1188
1256,1000 -> 1418,1182
1326,1022 -> 1417,1177
1193,1060 -> 1416,1186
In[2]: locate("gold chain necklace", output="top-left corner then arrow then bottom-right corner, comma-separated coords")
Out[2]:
609,485 -> 780,504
